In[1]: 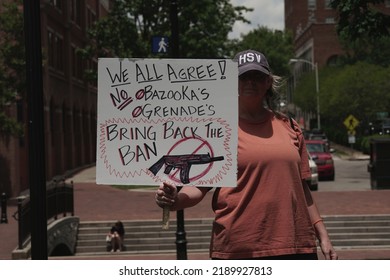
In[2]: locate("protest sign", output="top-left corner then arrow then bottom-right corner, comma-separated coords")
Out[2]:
96,58 -> 238,187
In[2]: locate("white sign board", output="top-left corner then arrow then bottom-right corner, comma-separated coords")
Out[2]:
96,58 -> 238,187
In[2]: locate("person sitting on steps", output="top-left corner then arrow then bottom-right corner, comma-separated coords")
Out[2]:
108,220 -> 125,252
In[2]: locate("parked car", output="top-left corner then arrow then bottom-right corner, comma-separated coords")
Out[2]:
307,152 -> 319,191
308,133 -> 330,150
306,139 -> 335,181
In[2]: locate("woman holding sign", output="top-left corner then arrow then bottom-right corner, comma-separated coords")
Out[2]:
155,50 -> 337,260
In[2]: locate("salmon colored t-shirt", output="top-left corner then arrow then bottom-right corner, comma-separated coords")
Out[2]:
210,111 -> 317,259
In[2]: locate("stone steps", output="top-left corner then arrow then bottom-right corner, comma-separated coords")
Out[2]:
74,214 -> 390,256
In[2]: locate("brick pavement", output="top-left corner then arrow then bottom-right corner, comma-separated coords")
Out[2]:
1,164 -> 390,260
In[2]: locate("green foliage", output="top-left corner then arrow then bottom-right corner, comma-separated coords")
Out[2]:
230,26 -> 294,109
321,62 -> 390,124
77,0 -> 253,83
331,0 -> 390,39
79,0 -> 252,62
0,0 -> 24,137
331,0 -> 390,37
178,0 -> 252,58
330,0 -> 390,65
233,27 -> 294,77
294,61 -> 390,147
293,71 -> 320,113
77,0 -> 144,60
360,134 -> 390,154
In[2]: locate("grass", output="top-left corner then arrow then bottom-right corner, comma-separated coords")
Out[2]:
333,149 -> 348,157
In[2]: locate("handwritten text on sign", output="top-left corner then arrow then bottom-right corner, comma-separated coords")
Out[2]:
97,58 -> 238,187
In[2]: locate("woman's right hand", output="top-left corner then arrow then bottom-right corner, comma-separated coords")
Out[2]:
155,181 -> 178,208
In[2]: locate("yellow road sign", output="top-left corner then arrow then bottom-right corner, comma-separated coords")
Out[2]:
344,114 -> 359,130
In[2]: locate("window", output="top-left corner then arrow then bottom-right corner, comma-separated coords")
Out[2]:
48,30 -> 64,72
308,0 -> 316,10
386,0 -> 390,8
306,143 -> 325,153
49,0 -> 62,10
86,7 -> 97,29
71,0 -> 82,27
71,45 -> 83,80
325,17 -> 335,24
325,0 -> 332,9
50,101 -> 56,145
86,59 -> 98,87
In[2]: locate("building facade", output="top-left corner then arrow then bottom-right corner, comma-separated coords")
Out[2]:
285,0 -> 390,66
285,0 -> 341,67
0,0 -> 110,197
284,0 -> 390,129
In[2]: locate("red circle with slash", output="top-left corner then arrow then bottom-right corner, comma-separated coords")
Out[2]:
166,136 -> 216,184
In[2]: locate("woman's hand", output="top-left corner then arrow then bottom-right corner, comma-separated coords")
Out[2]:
319,238 -> 338,260
155,181 -> 178,208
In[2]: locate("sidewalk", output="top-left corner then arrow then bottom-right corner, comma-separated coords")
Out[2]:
1,147 -> 390,260
330,142 -> 370,161
56,169 -> 390,260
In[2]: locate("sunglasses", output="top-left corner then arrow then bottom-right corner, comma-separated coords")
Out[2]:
239,72 -> 269,81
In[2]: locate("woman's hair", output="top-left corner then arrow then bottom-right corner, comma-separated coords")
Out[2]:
234,49 -> 286,118
114,221 -> 125,236
266,74 -> 285,118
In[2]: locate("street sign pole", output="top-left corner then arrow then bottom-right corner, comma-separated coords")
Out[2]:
23,0 -> 48,259
170,0 -> 179,58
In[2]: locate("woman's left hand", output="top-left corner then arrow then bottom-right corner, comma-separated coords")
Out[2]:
155,181 -> 178,208
319,239 -> 338,260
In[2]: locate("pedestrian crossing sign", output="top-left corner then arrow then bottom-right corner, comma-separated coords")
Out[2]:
152,36 -> 169,54
343,114 -> 359,131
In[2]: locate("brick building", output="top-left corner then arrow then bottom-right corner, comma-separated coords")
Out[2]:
285,0 -> 390,66
284,0 -> 390,129
0,0 -> 110,197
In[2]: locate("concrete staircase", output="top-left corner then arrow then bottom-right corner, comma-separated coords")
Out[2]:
74,214 -> 390,257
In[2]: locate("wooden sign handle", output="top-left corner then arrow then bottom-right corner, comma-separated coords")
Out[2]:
162,205 -> 170,229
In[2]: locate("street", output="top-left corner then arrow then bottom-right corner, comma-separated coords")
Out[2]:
318,155 -> 371,192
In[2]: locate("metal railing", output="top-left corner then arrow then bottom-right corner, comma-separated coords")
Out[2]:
1,192 -> 8,224
13,178 -> 74,249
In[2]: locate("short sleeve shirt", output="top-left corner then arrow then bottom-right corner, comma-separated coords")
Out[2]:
210,112 -> 317,259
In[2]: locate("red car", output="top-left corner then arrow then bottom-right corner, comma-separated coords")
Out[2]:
305,139 -> 335,181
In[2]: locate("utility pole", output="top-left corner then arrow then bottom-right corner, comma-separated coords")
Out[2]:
24,0 -> 48,259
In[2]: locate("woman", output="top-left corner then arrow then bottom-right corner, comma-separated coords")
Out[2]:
108,220 -> 125,252
155,50 -> 337,260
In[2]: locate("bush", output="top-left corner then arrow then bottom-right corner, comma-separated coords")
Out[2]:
359,135 -> 390,154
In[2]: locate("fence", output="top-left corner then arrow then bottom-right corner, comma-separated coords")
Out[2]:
13,178 -> 74,249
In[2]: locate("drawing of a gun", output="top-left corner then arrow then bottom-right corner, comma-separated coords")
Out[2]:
148,153 -> 224,184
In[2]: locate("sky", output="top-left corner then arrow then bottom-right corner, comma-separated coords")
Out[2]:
228,0 -> 285,39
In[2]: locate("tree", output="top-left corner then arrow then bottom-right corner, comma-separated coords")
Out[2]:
294,62 -> 390,136
178,0 -> 251,58
234,26 -> 294,77
293,70 -> 320,114
0,0 -> 24,137
232,26 -> 294,109
321,62 -> 390,121
78,0 -> 252,69
330,0 -> 390,65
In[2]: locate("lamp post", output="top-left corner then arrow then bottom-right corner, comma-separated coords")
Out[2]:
289,58 -> 320,130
